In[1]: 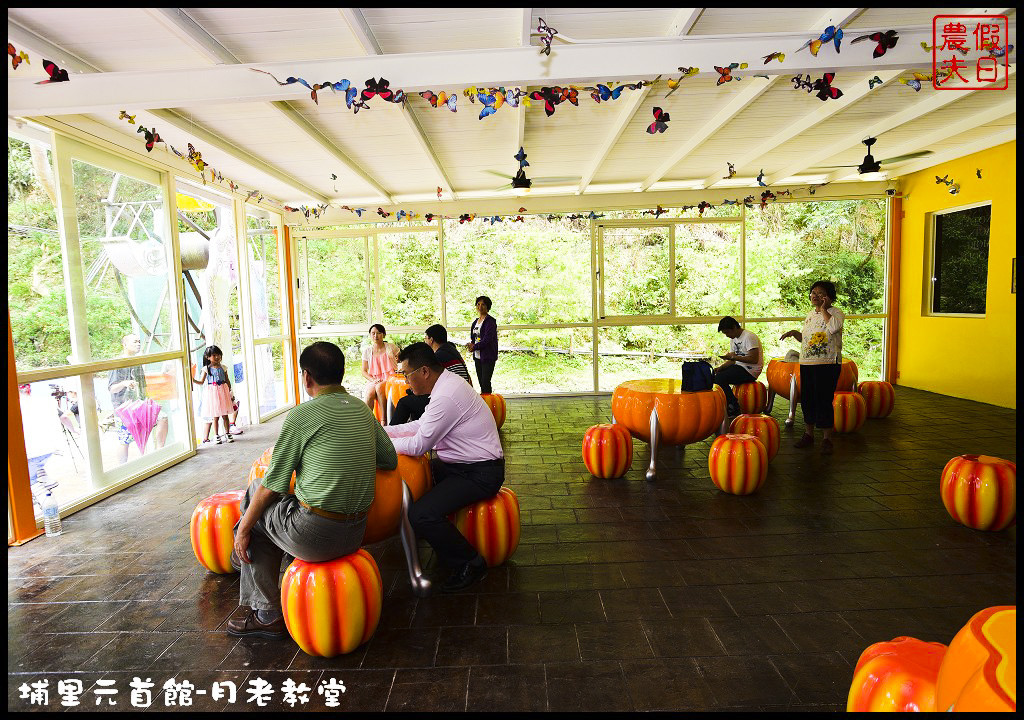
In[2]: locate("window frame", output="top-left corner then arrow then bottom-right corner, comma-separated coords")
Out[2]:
924,200 -> 992,318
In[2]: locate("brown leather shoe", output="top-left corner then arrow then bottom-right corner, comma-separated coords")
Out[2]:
794,434 -> 814,449
820,438 -> 834,455
226,608 -> 285,639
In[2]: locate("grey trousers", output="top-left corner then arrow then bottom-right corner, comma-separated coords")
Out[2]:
236,483 -> 367,611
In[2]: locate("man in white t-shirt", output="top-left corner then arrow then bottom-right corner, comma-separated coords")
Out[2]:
713,316 -> 764,416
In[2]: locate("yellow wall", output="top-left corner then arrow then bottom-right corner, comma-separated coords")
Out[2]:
897,141 -> 1016,408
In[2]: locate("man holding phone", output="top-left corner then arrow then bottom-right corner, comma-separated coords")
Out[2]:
713,317 -> 763,417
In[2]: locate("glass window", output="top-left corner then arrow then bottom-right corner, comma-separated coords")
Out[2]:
597,323 -> 720,391
8,135 -> 72,372
254,341 -> 290,418
247,214 -> 282,337
600,226 -> 671,318
378,232 -> 442,327
745,200 -> 886,318
930,204 -> 991,315
303,237 -> 368,326
745,318 -> 885,381
443,217 -> 591,327
674,222 -> 741,318
72,159 -> 178,360
483,328 -> 594,394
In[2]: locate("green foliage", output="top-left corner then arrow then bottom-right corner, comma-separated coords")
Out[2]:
932,207 -> 990,313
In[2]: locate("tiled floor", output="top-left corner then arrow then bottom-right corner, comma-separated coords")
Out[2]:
8,386 -> 1017,712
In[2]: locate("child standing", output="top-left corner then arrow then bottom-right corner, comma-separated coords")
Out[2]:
192,345 -> 234,444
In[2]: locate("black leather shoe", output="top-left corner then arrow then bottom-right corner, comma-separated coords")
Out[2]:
442,557 -> 488,593
226,608 -> 285,639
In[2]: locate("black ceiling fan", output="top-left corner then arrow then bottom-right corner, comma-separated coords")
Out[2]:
484,147 -> 580,191
816,137 -> 932,173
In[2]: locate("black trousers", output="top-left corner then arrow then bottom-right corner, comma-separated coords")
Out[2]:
474,359 -> 496,394
712,364 -> 756,409
390,391 -> 430,425
408,457 -> 505,568
799,363 -> 842,428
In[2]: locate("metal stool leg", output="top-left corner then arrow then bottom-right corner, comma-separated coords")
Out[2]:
645,408 -> 660,482
399,481 -> 432,597
766,388 -> 776,414
785,373 -> 798,427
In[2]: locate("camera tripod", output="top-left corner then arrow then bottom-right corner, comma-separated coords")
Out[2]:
53,396 -> 84,474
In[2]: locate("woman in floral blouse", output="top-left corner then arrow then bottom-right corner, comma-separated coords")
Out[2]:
780,281 -> 845,455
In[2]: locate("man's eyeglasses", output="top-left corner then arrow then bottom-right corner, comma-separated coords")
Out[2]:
399,366 -> 423,379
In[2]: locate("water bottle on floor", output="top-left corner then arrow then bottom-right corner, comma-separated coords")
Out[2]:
42,490 -> 62,537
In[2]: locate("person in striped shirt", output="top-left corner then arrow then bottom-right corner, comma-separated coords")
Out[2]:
227,341 -> 397,639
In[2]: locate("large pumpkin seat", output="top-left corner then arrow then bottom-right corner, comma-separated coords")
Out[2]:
447,487 -> 521,567
765,357 -> 858,426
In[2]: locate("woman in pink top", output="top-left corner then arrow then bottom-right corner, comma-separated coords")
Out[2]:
361,324 -> 399,415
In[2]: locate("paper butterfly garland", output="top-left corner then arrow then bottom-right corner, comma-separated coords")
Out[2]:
514,147 -> 529,169
987,44 -> 1013,58
362,77 -> 399,103
791,74 -> 815,92
757,170 -> 767,187
136,126 -> 163,152
665,67 -> 699,97
437,187 -> 443,200
852,30 -> 899,58
8,43 -> 29,69
899,72 -> 932,92
377,207 -> 391,218
812,73 -> 844,101
714,63 -> 748,85
642,205 -> 668,218
976,169 -> 982,179
341,205 -> 365,217
535,17 -> 558,56
459,214 -> 474,224
37,59 -> 70,84
762,52 -> 785,64
935,174 -> 953,186
646,107 -> 670,134
868,76 -> 883,89
743,195 -> 755,208
187,143 -> 205,172
118,110 -> 136,124
760,190 -> 776,209
697,201 -> 713,216
420,91 -> 457,112
723,162 -> 736,179
585,83 -> 627,103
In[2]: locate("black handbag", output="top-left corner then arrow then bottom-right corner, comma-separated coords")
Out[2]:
681,360 -> 714,392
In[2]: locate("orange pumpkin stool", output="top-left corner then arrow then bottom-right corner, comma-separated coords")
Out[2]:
708,434 -> 768,495
832,390 -> 867,433
935,605 -> 1016,712
765,357 -> 858,427
729,413 -> 780,461
847,636 -> 949,712
480,393 -> 506,429
280,549 -> 383,657
449,487 -> 520,567
734,381 -> 768,415
384,373 -> 410,424
940,455 -> 1016,531
582,423 -> 633,478
190,490 -> 245,574
858,380 -> 895,418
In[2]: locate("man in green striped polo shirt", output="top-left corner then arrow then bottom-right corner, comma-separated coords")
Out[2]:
227,341 -> 397,639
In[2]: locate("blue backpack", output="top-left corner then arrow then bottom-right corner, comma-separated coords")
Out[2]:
681,360 -> 714,392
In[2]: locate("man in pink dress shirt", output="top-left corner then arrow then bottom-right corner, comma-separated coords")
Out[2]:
385,343 -> 504,592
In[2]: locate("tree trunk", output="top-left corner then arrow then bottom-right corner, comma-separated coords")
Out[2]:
29,141 -> 57,207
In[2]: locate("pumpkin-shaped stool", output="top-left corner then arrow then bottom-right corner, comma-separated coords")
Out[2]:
281,549 -> 383,657
480,393 -> 506,429
384,373 -> 410,424
765,357 -> 858,426
858,380 -> 895,418
708,434 -> 768,495
935,605 -> 1016,712
190,490 -> 245,574
734,381 -> 768,415
582,423 -> 633,478
847,636 -> 948,712
247,447 -> 296,493
449,487 -> 520,566
729,413 -> 780,461
939,455 -> 1016,531
832,391 -> 867,433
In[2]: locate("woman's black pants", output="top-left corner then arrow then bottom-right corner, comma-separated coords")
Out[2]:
799,363 -> 842,428
474,359 -> 496,395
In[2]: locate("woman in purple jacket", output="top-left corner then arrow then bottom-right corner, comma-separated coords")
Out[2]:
465,295 -> 498,394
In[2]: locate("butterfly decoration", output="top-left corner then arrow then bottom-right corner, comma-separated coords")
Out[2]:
529,87 -> 563,117
137,126 -> 163,152
935,174 -> 953,186
362,77 -> 395,103
714,63 -> 747,85
762,52 -> 785,64
697,201 -> 713,216
425,214 -> 436,223
812,73 -> 844,102
987,44 -> 1014,58
948,183 -> 961,195
899,72 -> 932,92
396,210 -> 408,222
587,211 -> 604,220
723,162 -> 736,179
545,214 -> 561,222
246,190 -> 260,201
868,76 -> 884,89
513,216 -> 525,222
118,110 -> 136,124
463,87 -> 479,103
753,74 -> 770,79
646,107 -> 670,134
518,207 -> 528,213
36,59 -> 70,84
187,143 -> 205,173
742,195 -> 755,208
665,67 -> 699,97
791,74 -> 815,92
760,190 -> 776,209
458,214 -> 474,224
514,147 -> 529,169
535,17 -> 558,56
228,181 -> 239,192
852,30 -> 899,58
488,215 -> 504,225
776,189 -> 792,197
477,91 -> 500,119
377,207 -> 391,218
325,79 -> 359,110
642,205 -> 668,218
721,199 -> 739,205
756,169 -> 767,187
556,86 -> 580,106
436,187 -> 443,201
420,90 -> 457,112
341,205 -> 365,217
250,69 -> 325,103
799,25 -> 844,56
170,145 -> 184,158
976,169 -> 982,179
8,43 -> 30,69
585,83 -> 626,103
506,87 -> 529,108
921,42 -> 936,52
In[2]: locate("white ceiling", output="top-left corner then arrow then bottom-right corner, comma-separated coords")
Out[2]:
7,7 -> 1017,218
